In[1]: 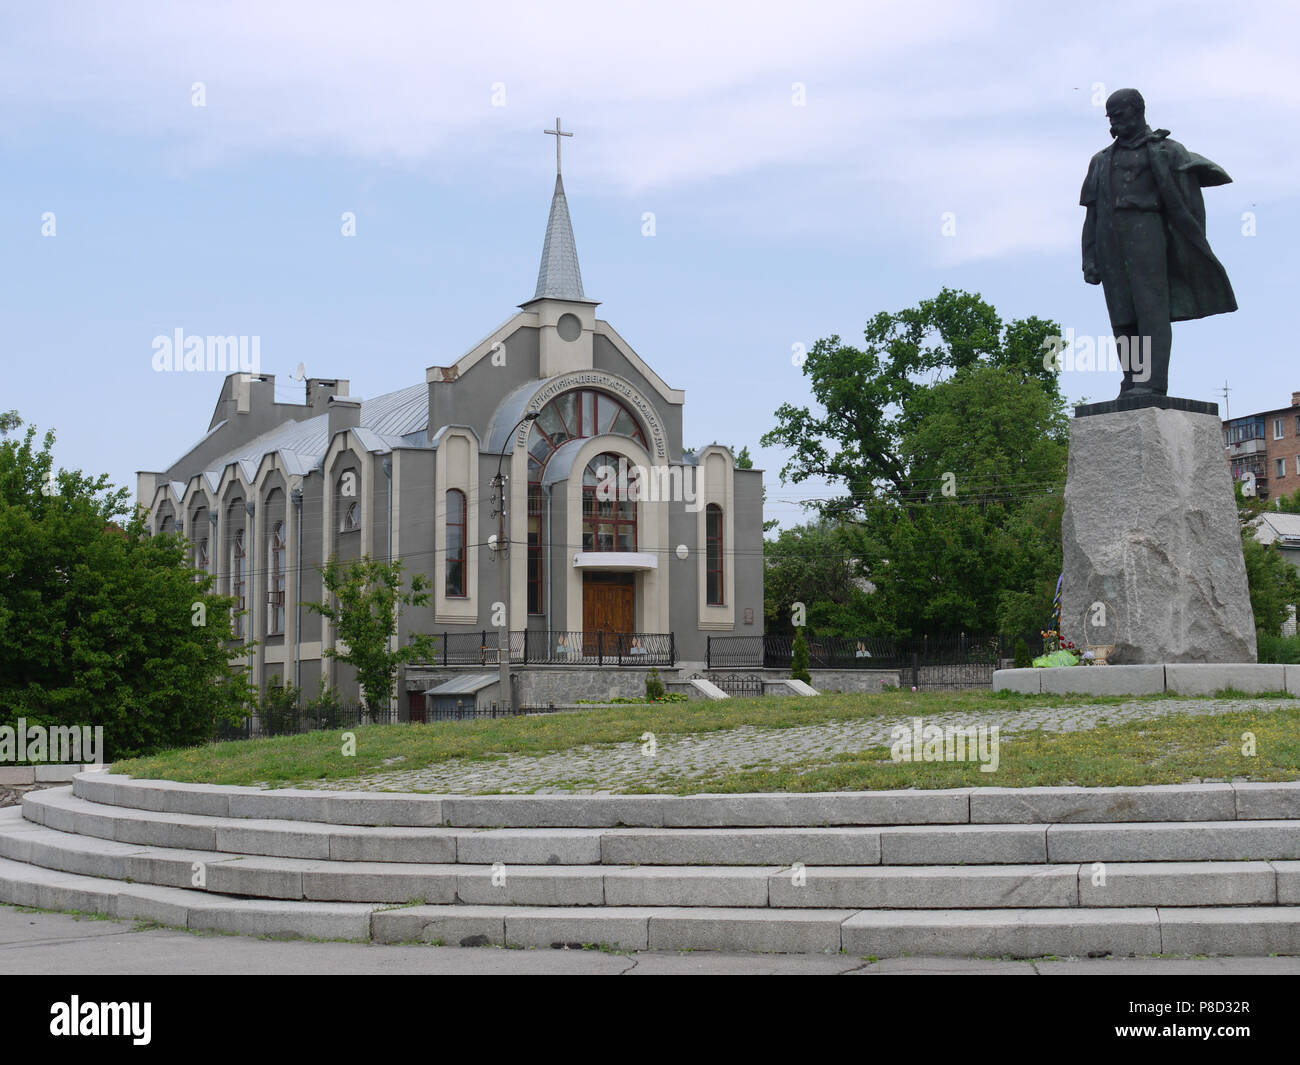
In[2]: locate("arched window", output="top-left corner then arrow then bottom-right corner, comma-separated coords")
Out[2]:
527,484 -> 544,614
158,515 -> 173,536
231,528 -> 247,637
526,389 -> 647,483
706,503 -> 724,605
524,389 -> 647,607
446,489 -> 467,598
582,452 -> 636,552
268,522 -> 286,635
341,500 -> 360,532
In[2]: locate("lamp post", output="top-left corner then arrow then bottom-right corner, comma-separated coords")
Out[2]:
493,411 -> 539,712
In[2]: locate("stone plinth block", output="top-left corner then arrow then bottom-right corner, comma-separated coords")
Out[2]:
1060,407 -> 1256,664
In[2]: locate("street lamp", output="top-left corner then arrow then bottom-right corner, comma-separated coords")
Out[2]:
493,411 -> 540,712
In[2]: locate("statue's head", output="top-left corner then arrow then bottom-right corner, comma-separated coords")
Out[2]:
1105,88 -> 1146,140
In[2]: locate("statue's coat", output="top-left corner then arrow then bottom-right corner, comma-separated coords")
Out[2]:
1081,132 -> 1237,325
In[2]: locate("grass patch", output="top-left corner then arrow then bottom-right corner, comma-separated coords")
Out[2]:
112,689 -> 1296,791
638,706 -> 1300,792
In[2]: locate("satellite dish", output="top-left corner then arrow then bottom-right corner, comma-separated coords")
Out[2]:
293,362 -> 307,382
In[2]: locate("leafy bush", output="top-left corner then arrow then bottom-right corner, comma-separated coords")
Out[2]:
1257,632 -> 1300,664
645,667 -> 666,702
1013,637 -> 1032,669
0,411 -> 253,759
791,628 -> 812,684
258,683 -> 301,735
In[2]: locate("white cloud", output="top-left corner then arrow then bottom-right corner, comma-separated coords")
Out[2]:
0,0 -> 1295,263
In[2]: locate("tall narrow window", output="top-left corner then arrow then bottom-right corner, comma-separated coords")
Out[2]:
446,489 -> 467,598
527,484 -> 544,614
231,528 -> 247,638
706,503 -> 724,606
581,452 -> 636,552
197,537 -> 209,571
268,522 -> 286,635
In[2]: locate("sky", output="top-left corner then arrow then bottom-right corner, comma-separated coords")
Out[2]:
1,0 -> 1296,530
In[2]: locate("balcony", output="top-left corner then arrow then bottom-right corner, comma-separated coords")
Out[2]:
1227,438 -> 1266,457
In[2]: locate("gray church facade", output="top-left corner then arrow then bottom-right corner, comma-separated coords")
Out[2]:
138,162 -> 764,711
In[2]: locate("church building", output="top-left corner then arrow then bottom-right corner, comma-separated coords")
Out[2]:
137,125 -> 765,712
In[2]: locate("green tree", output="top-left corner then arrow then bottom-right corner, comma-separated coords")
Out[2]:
1273,487 -> 1300,514
790,627 -> 812,684
1013,636 -> 1032,669
1235,482 -> 1300,637
763,519 -> 874,636
309,555 -> 438,716
1241,537 -> 1300,637
762,290 -> 1068,638
0,412 -> 251,758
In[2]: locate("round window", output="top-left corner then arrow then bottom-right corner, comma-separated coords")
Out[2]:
556,313 -> 582,342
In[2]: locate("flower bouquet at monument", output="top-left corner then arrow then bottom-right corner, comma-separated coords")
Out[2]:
1032,629 -> 1080,668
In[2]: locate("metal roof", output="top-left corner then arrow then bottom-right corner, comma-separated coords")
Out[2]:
1255,512 -> 1300,546
532,175 -> 586,301
423,673 -> 499,695
196,382 -> 428,481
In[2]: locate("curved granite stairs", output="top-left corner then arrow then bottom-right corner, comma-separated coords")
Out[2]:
1,775 -> 1299,955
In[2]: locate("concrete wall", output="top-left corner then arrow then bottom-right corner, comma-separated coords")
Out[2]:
428,325 -> 541,441
592,333 -> 683,459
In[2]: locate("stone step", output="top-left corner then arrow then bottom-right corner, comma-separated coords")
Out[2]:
27,789 -> 1300,867
5,851 -> 1300,956
70,774 -> 1300,827
4,809 -> 1297,909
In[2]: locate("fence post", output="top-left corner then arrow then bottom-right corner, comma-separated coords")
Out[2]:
597,630 -> 604,667
443,632 -> 448,667
670,632 -> 676,666
706,634 -> 711,670
911,652 -> 919,690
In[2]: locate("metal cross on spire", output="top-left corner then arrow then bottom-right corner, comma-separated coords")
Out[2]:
544,117 -> 573,175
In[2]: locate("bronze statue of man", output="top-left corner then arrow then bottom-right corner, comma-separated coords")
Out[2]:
1080,88 -> 1237,397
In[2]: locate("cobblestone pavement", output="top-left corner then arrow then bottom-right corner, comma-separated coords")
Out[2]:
309,698 -> 1292,795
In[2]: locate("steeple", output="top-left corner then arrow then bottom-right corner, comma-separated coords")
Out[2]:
524,118 -> 598,378
533,172 -> 586,301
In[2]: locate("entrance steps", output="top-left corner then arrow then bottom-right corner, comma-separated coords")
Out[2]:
0,776 -> 1297,956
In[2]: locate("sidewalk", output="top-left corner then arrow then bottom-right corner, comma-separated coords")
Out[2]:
4,905 -> 1298,975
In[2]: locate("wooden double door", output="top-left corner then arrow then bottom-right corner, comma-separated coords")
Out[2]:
582,573 -> 635,652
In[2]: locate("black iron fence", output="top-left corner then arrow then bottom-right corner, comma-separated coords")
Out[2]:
216,706 -> 399,741
706,633 -> 1044,690
427,701 -> 564,721
707,633 -> 1039,670
215,701 -> 565,740
692,672 -> 765,697
428,630 -> 675,667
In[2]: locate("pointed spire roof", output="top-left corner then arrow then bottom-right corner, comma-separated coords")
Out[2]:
532,173 -> 587,302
